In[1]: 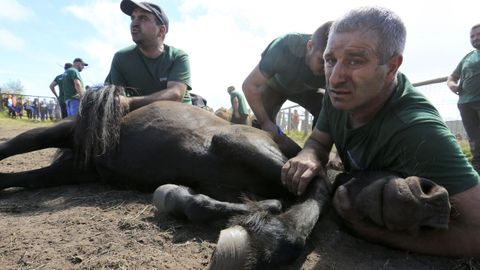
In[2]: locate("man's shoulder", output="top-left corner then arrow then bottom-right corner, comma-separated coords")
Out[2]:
459,50 -> 480,63
164,44 -> 188,57
265,32 -> 309,59
114,45 -> 138,57
54,73 -> 64,81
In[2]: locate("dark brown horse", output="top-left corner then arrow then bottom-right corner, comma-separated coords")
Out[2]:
0,86 -> 330,269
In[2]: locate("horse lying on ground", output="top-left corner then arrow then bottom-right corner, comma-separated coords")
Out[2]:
0,86 -> 331,269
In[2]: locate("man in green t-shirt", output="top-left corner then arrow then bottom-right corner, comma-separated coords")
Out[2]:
282,7 -> 480,257
105,0 -> 192,112
227,86 -> 249,125
242,21 -> 332,137
447,23 -> 480,172
49,62 -> 72,119
63,58 -> 87,116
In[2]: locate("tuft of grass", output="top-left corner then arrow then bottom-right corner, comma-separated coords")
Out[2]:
286,130 -> 311,147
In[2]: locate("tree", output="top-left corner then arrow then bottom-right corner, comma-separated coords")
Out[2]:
1,79 -> 25,95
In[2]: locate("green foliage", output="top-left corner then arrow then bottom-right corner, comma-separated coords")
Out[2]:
1,79 -> 25,95
458,140 -> 472,162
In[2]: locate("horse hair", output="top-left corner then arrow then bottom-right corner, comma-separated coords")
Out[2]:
74,85 -> 127,167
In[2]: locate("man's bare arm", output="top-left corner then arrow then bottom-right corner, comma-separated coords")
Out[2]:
73,79 -> 84,96
281,129 -> 333,195
242,64 -> 279,135
446,74 -> 460,95
49,81 -> 59,99
126,81 -> 187,112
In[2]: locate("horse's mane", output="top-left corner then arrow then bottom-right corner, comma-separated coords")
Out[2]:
74,85 -> 127,167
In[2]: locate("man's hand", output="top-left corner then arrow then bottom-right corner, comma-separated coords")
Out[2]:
449,84 -> 460,95
118,95 -> 131,114
281,150 -> 321,196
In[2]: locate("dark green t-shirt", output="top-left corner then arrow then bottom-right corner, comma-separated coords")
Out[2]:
54,72 -> 67,103
106,44 -> 192,104
316,73 -> 479,195
229,89 -> 249,116
63,67 -> 84,100
259,33 -> 326,95
452,50 -> 480,104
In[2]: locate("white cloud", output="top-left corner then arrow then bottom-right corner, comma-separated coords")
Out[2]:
0,28 -> 25,50
0,0 -> 33,21
64,1 -> 132,86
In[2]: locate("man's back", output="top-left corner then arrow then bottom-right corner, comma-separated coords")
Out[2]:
260,33 -> 325,93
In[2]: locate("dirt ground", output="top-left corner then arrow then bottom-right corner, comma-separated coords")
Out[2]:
0,124 -> 478,270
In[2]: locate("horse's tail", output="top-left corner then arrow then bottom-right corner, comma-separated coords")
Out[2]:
74,85 -> 127,167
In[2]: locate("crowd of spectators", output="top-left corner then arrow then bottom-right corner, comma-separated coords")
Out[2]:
1,94 -> 60,122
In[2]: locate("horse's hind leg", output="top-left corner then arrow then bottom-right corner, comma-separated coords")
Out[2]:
153,184 -> 282,222
210,129 -> 288,179
0,119 -> 75,160
0,151 -> 97,190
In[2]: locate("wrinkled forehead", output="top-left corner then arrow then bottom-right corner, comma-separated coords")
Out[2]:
325,31 -> 378,56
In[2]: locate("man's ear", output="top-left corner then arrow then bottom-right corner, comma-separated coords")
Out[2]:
386,54 -> 403,79
158,25 -> 167,37
306,40 -> 313,50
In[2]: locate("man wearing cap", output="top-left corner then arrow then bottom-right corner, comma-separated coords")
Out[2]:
105,0 -> 192,112
63,58 -> 88,117
49,62 -> 73,118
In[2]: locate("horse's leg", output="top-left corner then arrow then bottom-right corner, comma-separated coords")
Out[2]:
0,119 -> 75,160
210,129 -> 290,178
153,184 -> 282,222
209,175 -> 331,269
0,151 -> 97,190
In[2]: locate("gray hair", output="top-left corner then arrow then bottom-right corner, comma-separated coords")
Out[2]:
330,6 -> 406,64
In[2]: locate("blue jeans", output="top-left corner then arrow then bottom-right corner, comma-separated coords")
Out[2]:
66,99 -> 80,117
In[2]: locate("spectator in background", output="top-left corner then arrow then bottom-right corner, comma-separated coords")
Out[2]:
290,109 -> 300,131
242,21 -> 333,137
49,63 -> 73,118
105,0 -> 192,113
15,97 -> 23,119
24,99 -> 33,119
32,98 -> 40,122
63,58 -> 88,116
447,23 -> 480,172
227,86 -> 249,125
40,99 -> 48,121
6,95 -> 15,118
47,99 -> 55,120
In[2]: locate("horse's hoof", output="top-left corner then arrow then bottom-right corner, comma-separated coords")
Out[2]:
209,225 -> 250,270
152,184 -> 182,213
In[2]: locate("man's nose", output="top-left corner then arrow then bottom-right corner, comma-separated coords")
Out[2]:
328,63 -> 346,87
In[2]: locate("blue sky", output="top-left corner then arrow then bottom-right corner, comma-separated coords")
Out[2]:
0,0 -> 479,120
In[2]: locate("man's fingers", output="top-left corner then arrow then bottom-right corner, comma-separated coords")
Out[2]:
281,161 -> 291,186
